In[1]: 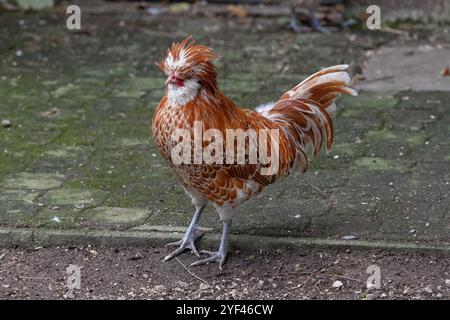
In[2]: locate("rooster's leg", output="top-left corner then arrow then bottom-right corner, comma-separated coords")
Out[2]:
191,221 -> 231,269
163,204 -> 206,261
290,6 -> 301,32
309,7 -> 330,33
290,6 -> 330,33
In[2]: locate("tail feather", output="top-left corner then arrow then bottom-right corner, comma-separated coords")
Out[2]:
280,64 -> 357,114
256,64 -> 357,174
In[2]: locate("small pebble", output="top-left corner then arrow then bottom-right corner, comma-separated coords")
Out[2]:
153,284 -> 166,292
51,216 -> 61,223
332,280 -> 343,289
424,285 -> 433,294
367,283 -> 379,290
257,280 -> 265,288
1,119 -> 11,127
176,281 -> 188,288
445,279 -> 450,287
365,293 -> 376,300
199,283 -> 210,291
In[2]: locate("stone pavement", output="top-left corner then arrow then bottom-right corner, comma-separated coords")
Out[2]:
0,2 -> 448,253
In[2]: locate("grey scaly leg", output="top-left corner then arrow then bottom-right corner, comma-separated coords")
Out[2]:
309,7 -> 331,33
191,221 -> 232,269
164,204 -> 206,261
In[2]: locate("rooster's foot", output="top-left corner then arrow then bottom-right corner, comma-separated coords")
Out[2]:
164,230 -> 204,261
191,250 -> 227,269
164,204 -> 206,261
191,221 -> 231,269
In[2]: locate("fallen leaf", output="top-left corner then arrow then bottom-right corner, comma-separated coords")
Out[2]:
441,67 -> 450,77
169,2 -> 190,13
227,4 -> 248,18
40,107 -> 60,118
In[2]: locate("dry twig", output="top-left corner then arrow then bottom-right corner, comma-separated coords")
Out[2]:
175,257 -> 210,286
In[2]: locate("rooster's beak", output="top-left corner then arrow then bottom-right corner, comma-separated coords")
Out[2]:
165,73 -> 178,86
165,74 -> 184,87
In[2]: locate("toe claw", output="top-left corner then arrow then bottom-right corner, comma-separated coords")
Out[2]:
165,240 -> 182,248
164,238 -> 200,261
190,241 -> 200,257
164,246 -> 184,261
191,252 -> 227,268
199,250 -> 216,256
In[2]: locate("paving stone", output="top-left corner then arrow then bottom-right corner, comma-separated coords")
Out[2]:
357,45 -> 450,91
36,207 -> 84,229
0,189 -> 39,203
84,207 -> 151,225
41,188 -> 108,207
352,157 -> 405,171
0,201 -> 36,227
3,173 -> 65,190
0,6 -> 448,248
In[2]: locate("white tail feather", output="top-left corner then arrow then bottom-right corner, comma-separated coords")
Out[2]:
257,64 -> 357,119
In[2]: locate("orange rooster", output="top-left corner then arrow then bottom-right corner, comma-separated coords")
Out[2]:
152,37 -> 357,268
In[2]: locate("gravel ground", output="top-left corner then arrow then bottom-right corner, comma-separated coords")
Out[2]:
0,245 -> 448,300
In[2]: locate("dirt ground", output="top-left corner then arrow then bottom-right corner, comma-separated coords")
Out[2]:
0,245 -> 448,300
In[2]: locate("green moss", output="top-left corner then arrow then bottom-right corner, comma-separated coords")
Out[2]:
84,206 -> 151,225
0,202 -> 36,227
35,207 -> 83,229
405,133 -> 427,146
366,129 -> 398,141
353,157 -> 402,171
41,188 -> 108,206
333,143 -> 369,158
0,189 -> 40,203
3,172 -> 66,190
340,93 -> 398,110
52,84 -> 76,98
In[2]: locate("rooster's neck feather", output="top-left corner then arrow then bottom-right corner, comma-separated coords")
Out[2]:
166,79 -> 201,106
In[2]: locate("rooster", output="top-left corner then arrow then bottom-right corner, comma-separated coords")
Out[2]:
152,37 -> 356,268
